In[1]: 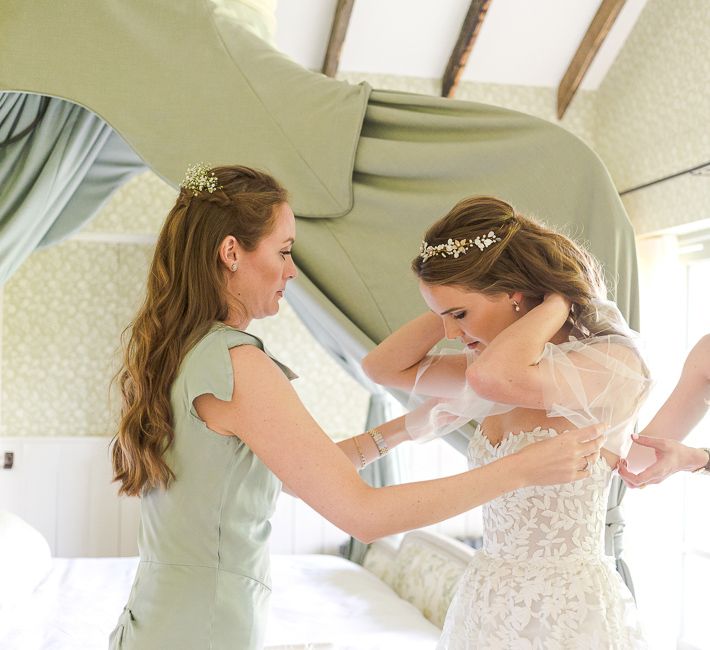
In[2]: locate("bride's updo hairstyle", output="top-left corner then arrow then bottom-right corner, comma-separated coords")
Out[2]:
412,196 -> 625,339
113,165 -> 287,496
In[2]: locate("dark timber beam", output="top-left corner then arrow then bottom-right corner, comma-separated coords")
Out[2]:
322,0 -> 356,78
441,0 -> 491,98
557,0 -> 626,119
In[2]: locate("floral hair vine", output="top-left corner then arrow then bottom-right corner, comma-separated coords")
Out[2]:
419,231 -> 502,262
181,163 -> 221,196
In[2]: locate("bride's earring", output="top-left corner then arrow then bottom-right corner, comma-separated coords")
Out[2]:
512,300 -> 520,312
231,261 -> 239,272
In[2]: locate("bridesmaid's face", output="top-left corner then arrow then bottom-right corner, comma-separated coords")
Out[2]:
230,202 -> 298,320
419,281 -> 523,353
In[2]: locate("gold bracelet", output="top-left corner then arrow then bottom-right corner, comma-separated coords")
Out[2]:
353,435 -> 366,469
367,428 -> 389,457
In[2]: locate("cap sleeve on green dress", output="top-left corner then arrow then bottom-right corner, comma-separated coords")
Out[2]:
183,324 -> 297,419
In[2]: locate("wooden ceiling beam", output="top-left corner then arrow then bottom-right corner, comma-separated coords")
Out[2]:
441,0 -> 491,98
322,0 -> 356,78
557,0 -> 626,119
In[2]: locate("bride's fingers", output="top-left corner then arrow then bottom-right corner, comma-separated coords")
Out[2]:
569,423 -> 607,444
579,437 -> 605,457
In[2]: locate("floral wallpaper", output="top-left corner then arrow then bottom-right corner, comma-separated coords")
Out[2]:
2,0 -> 707,437
592,0 -> 710,234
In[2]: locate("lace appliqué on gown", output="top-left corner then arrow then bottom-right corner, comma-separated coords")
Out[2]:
437,427 -> 647,650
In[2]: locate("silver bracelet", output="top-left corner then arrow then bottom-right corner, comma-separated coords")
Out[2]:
367,428 -> 389,457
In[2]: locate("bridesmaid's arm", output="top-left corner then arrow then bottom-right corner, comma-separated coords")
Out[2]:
282,417 -> 410,496
620,335 -> 710,480
194,345 -> 605,542
336,415 -> 410,469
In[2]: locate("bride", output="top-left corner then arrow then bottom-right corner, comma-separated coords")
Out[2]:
363,196 -> 651,649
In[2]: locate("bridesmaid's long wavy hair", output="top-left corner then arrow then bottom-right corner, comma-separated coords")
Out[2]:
412,196 -> 625,338
112,165 -> 287,496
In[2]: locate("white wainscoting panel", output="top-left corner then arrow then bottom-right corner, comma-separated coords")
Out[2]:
0,436 -> 349,558
0,436 -> 139,557
269,492 -> 349,555
396,439 -> 485,541
0,437 -> 478,559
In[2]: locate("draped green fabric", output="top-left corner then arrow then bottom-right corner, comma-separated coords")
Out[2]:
0,0 -> 638,337
0,0 -> 638,581
0,1 -> 369,218
299,91 -> 638,342
0,93 -> 143,283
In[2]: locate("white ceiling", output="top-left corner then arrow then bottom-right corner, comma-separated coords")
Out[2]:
275,0 -> 649,90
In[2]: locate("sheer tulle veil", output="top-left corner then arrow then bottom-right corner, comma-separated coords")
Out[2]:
405,299 -> 651,457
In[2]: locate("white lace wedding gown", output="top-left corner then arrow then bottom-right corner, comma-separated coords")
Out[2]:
437,426 -> 647,650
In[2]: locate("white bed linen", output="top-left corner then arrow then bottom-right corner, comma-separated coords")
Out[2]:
266,554 -> 440,649
0,554 -> 440,650
0,557 -> 137,650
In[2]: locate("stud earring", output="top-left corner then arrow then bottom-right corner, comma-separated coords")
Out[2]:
231,262 -> 238,272
512,300 -> 520,312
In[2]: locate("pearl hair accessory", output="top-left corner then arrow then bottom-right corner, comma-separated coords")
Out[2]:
419,231 -> 501,262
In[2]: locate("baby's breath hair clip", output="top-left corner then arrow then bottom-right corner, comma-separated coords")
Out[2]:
181,163 -> 221,196
419,231 -> 501,262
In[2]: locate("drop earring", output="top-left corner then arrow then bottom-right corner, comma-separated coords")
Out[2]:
512,300 -> 520,312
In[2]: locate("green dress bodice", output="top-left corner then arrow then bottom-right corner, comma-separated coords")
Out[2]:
110,324 -> 296,649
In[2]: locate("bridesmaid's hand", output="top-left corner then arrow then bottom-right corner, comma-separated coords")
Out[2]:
516,423 -> 607,486
618,435 -> 709,488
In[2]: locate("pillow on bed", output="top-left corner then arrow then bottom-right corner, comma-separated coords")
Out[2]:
0,510 -> 52,609
391,530 -> 474,629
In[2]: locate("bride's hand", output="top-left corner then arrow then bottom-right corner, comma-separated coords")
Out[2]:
515,424 -> 607,486
542,292 -> 572,317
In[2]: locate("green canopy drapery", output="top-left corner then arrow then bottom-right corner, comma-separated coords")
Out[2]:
0,93 -> 144,283
0,0 -> 638,576
0,0 -> 638,336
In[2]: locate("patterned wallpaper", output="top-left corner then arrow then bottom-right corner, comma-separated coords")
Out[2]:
2,0 -> 707,437
1,239 -> 153,436
344,0 -> 710,235
593,0 -> 710,234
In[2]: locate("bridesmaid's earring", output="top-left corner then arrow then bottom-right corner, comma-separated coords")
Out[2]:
512,300 -> 520,312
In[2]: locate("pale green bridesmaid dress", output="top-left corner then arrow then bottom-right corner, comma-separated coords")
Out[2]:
109,323 -> 296,649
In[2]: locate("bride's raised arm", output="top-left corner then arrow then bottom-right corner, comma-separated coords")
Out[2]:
466,293 -> 571,407
362,311 -> 468,396
469,294 -> 651,459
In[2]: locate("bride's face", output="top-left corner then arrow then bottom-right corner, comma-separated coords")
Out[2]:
419,281 -> 522,353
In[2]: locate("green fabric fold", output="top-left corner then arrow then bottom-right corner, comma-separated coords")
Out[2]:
0,0 -> 369,217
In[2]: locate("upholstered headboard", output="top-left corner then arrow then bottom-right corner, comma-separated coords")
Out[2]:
363,530 -> 475,629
